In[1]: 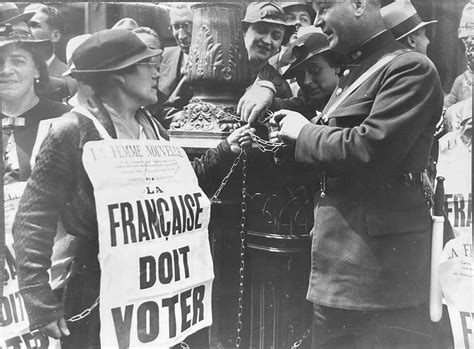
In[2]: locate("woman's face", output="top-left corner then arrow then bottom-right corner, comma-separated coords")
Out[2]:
0,45 -> 38,102
120,56 -> 161,106
244,22 -> 285,65
295,54 -> 337,105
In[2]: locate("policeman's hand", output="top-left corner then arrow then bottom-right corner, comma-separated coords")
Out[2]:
39,317 -> 70,339
268,117 -> 282,143
227,124 -> 255,154
272,109 -> 310,142
237,83 -> 275,124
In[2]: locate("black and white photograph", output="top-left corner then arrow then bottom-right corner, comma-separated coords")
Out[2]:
1,1 -> 472,348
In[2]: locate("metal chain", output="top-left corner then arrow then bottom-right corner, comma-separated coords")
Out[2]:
210,150 -> 244,203
247,128 -> 287,153
290,328 -> 311,349
235,150 -> 247,348
66,296 -> 100,323
179,341 -> 190,349
191,100 -> 287,154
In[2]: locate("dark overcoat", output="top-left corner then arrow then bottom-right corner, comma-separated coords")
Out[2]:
294,31 -> 444,310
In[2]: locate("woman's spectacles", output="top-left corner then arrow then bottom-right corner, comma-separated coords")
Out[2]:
136,57 -> 161,71
169,21 -> 192,33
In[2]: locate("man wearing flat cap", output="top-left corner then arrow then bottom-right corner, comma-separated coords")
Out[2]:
243,0 -> 444,347
281,1 -> 316,44
269,1 -> 317,72
381,0 -> 437,55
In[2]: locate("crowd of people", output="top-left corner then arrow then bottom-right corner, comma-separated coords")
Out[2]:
1,1 -> 472,348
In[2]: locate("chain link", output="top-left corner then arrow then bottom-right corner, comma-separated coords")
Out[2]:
290,328 -> 311,349
210,150 -> 243,203
179,341 -> 190,349
247,128 -> 287,153
66,296 -> 100,323
192,100 -> 287,154
235,150 -> 247,348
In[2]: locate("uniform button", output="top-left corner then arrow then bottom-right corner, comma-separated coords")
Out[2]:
343,69 -> 350,76
335,88 -> 343,96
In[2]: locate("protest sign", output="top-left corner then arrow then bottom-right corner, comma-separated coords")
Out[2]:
82,139 -> 214,348
1,182 -> 61,349
437,131 -> 472,237
439,235 -> 473,349
437,130 -> 472,348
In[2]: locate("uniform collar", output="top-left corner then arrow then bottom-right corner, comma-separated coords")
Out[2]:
347,30 -> 393,62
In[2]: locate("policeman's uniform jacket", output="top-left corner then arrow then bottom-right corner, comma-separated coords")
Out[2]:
295,30 -> 444,310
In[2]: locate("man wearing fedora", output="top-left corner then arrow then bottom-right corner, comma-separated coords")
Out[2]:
381,0 -> 437,56
242,0 -> 444,347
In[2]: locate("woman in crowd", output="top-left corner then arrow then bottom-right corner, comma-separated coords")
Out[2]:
242,2 -> 294,99
13,29 -> 252,348
1,25 -> 71,183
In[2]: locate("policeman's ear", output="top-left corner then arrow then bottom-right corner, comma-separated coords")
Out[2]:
406,34 -> 417,49
352,0 -> 367,18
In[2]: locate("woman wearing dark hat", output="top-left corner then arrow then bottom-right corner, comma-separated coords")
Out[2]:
275,32 -> 339,116
12,29 -> 252,348
242,2 -> 294,99
1,24 -> 71,183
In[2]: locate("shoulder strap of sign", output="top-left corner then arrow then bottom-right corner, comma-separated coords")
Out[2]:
71,105 -> 113,140
312,51 -> 404,125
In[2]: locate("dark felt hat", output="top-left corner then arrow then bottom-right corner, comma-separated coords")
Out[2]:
381,1 -> 437,41
282,32 -> 330,79
0,26 -> 54,61
0,3 -> 34,26
70,29 -> 162,74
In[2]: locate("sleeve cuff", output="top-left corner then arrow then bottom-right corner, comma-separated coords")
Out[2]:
295,123 -> 323,163
19,283 -> 64,330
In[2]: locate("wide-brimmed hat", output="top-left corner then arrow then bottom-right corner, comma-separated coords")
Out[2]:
0,26 -> 54,61
0,3 -> 34,26
70,29 -> 162,74
281,1 -> 316,24
242,2 -> 293,28
282,32 -> 330,79
381,1 -> 437,41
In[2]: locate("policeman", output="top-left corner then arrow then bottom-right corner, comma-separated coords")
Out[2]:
244,0 -> 444,347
